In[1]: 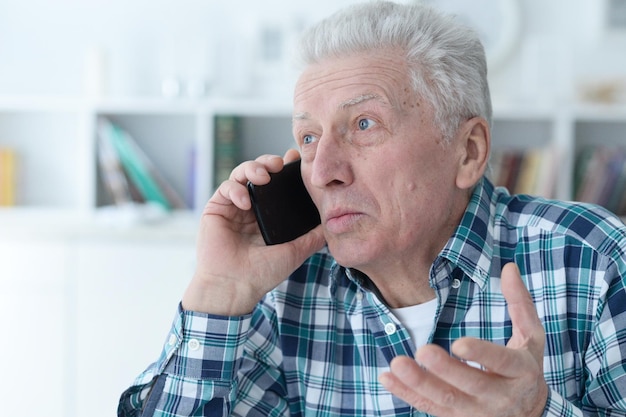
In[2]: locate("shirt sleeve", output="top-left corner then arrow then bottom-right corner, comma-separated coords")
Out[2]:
117,303 -> 253,417
541,260 -> 626,417
542,389 -> 584,417
580,267 -> 626,415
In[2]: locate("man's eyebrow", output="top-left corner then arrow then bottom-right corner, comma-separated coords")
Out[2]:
338,93 -> 384,110
293,111 -> 311,121
293,94 -> 385,122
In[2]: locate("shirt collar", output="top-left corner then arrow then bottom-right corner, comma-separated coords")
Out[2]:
436,177 -> 495,290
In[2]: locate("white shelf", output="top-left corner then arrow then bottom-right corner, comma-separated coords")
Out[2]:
0,95 -> 86,112
492,100 -> 557,120
572,103 -> 626,121
2,95 -> 626,218
0,206 -> 198,241
0,95 -> 293,115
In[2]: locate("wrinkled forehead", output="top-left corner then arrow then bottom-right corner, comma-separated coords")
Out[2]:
293,51 -> 414,112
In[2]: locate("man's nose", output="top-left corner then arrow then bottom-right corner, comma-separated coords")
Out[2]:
309,132 -> 353,189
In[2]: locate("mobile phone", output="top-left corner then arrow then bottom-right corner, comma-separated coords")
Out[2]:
247,159 -> 321,245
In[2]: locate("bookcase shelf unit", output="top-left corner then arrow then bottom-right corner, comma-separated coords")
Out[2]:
0,96 -> 294,217
2,96 -> 626,220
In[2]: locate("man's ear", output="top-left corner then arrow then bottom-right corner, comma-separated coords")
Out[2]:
455,117 -> 490,190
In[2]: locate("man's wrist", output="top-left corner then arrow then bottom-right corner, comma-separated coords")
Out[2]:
182,275 -> 260,316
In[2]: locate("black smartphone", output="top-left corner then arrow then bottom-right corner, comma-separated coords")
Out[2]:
247,159 -> 321,245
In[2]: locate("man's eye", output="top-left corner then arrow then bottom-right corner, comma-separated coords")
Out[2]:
303,134 -> 317,144
358,118 -> 376,130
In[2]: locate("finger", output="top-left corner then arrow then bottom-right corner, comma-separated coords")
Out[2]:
380,355 -> 470,416
283,148 -> 301,163
449,337 -> 526,381
500,262 -> 545,354
415,343 -> 492,396
256,153 -> 288,172
229,155 -> 284,184
209,179 -> 253,211
449,263 -> 545,378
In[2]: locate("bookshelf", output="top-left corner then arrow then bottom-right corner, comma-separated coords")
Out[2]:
572,105 -> 626,215
0,96 -> 295,219
1,96 -> 626,221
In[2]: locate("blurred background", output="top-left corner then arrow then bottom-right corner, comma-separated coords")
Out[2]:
0,0 -> 623,102
1,1 -> 625,416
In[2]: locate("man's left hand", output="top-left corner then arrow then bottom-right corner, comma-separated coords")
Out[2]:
379,262 -> 548,417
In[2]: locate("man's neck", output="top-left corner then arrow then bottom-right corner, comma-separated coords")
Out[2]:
351,268 -> 436,308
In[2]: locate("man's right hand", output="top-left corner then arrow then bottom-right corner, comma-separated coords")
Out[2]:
182,150 -> 326,316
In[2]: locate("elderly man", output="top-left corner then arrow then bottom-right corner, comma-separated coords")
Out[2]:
119,2 -> 626,416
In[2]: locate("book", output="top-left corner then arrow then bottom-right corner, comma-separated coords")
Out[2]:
514,149 -> 542,195
573,146 -> 597,199
573,145 -> 626,215
575,146 -> 615,205
122,129 -> 187,210
491,148 -> 556,198
596,149 -> 625,208
575,147 -> 604,203
492,150 -> 525,193
97,121 -> 134,206
606,154 -> 626,214
0,148 -> 16,206
533,146 -> 557,198
505,152 -> 524,193
213,115 -> 241,189
97,118 -> 186,211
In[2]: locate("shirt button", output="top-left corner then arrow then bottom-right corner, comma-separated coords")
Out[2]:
167,334 -> 177,346
384,322 -> 397,335
451,278 -> 461,289
188,338 -> 200,351
356,292 -> 364,302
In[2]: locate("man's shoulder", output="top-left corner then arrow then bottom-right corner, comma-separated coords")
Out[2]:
494,190 -> 626,253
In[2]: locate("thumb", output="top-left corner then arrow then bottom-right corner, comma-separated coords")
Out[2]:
279,224 -> 326,264
502,262 -> 545,357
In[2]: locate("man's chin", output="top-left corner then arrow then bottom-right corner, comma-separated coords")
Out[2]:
326,237 -> 372,268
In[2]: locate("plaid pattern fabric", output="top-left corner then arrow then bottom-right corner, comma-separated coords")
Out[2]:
119,177 -> 626,416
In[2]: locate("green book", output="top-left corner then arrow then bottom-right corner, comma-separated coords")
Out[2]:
214,115 -> 241,189
102,119 -> 172,211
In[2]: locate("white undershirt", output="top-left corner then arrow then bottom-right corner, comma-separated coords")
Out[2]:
390,298 -> 438,349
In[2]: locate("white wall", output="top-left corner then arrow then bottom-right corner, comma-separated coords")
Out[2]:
0,0 -> 388,99
2,0 -> 624,105
487,0 -> 626,105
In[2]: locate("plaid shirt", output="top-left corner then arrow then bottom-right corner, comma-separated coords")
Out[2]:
119,177 -> 626,416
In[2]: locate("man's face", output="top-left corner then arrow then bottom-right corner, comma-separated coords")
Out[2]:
292,50 -> 467,272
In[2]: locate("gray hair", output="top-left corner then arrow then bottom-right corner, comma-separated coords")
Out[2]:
296,1 -> 492,143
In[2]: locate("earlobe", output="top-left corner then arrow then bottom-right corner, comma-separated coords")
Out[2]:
456,117 -> 490,190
